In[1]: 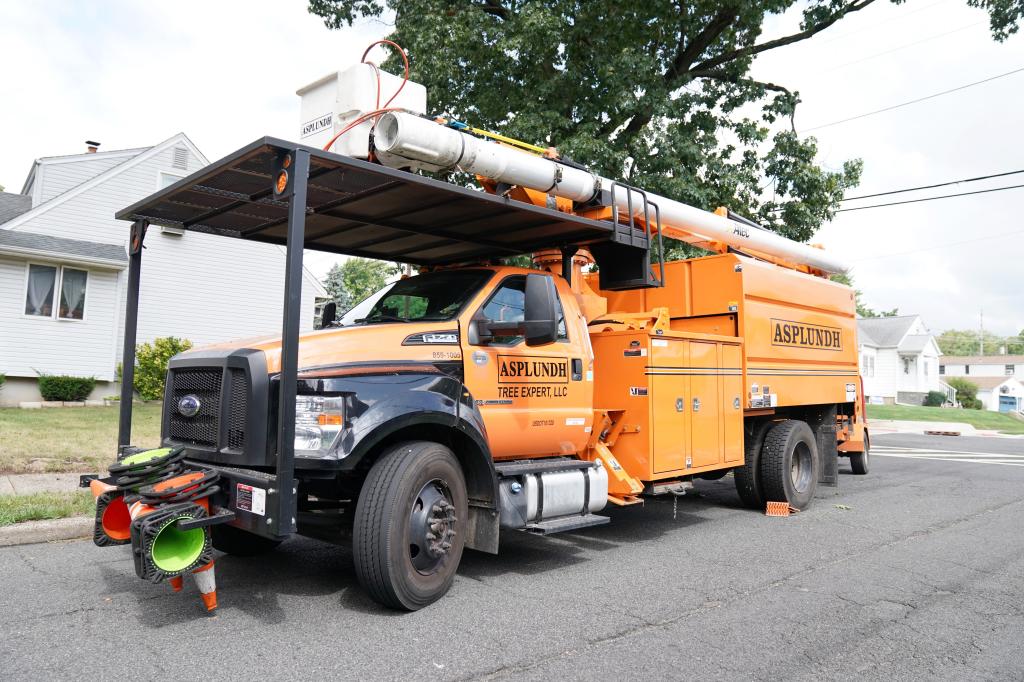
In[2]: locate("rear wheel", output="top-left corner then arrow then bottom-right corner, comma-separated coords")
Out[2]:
353,441 -> 468,611
211,525 -> 282,556
850,433 -> 870,475
735,421 -> 773,509
760,420 -> 819,510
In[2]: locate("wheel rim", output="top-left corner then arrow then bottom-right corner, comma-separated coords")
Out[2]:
407,479 -> 457,576
791,442 -> 813,493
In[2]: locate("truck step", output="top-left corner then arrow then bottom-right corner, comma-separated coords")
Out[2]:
524,514 -> 610,535
495,458 -> 595,477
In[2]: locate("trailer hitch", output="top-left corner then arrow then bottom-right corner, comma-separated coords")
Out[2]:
176,509 -> 236,531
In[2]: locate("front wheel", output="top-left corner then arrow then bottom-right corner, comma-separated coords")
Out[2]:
353,441 -> 468,611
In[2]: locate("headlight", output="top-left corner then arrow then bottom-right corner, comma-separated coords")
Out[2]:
294,395 -> 345,457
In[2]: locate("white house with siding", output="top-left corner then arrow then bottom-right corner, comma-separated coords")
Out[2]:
940,355 -> 1024,413
857,315 -> 952,405
0,135 -> 327,405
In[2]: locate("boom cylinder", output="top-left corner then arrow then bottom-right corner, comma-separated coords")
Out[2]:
374,112 -> 850,274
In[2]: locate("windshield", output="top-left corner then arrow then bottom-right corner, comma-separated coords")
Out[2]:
355,269 -> 493,324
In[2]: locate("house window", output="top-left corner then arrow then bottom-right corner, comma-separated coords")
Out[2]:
158,171 -> 185,189
903,357 -> 912,374
1007,365 -> 1014,376
965,365 -> 970,375
24,264 -> 87,320
24,264 -> 56,317
939,364 -> 945,375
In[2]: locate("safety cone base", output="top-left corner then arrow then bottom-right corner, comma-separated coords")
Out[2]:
131,502 -> 213,583
93,490 -> 131,547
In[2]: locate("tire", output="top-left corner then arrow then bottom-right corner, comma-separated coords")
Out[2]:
211,524 -> 282,556
734,420 -> 773,509
353,441 -> 468,611
850,433 -> 870,475
760,420 -> 819,510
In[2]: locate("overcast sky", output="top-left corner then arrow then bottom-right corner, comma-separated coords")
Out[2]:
1,1 -> 1021,336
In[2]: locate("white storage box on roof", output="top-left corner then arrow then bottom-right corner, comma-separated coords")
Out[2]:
296,63 -> 427,158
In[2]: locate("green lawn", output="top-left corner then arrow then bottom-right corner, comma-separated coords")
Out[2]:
0,403 -> 163,474
0,491 -> 95,526
867,404 -> 1024,435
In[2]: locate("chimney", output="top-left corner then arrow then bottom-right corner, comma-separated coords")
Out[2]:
85,140 -> 101,153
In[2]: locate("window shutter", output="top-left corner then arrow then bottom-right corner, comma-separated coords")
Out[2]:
172,147 -> 188,170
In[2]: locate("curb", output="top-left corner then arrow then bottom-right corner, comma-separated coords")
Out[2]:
0,517 -> 91,547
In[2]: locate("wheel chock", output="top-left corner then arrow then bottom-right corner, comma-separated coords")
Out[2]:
765,501 -> 799,516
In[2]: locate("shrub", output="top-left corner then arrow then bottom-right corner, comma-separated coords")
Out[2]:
37,374 -> 97,402
923,390 -> 947,407
134,337 -> 193,401
0,372 -> 5,390
946,377 -> 982,410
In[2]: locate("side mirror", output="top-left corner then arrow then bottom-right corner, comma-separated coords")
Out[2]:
523,274 -> 559,347
318,301 -> 337,329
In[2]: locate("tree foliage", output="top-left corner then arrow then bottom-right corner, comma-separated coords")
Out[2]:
134,337 -> 193,401
946,376 -> 982,410
309,1 -> 1021,253
936,329 -> 1024,356
325,257 -> 400,311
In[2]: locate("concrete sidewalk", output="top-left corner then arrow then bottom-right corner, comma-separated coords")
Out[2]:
0,472 -> 92,496
869,419 -> 1024,438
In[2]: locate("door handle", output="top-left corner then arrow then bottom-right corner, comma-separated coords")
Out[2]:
675,397 -> 684,412
692,397 -> 701,412
571,358 -> 583,381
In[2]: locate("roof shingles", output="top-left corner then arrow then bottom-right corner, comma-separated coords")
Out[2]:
0,192 -> 32,224
0,228 -> 127,265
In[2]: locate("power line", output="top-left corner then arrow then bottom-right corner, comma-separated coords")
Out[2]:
843,169 -> 1024,201
812,21 -> 982,77
851,226 -> 1024,262
837,182 -> 1024,212
817,0 -> 949,45
801,66 -> 1024,132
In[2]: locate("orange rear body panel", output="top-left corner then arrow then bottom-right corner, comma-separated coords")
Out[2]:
586,253 -> 863,481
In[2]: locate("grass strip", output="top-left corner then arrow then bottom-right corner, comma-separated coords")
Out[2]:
0,491 -> 95,527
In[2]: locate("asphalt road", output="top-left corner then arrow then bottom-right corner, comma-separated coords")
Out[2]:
3,433 -> 1023,681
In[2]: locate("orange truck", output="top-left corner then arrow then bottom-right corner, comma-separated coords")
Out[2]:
95,78 -> 868,612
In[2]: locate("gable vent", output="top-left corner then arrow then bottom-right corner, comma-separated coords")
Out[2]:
172,146 -> 188,170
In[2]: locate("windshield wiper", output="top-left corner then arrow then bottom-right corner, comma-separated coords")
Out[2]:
357,314 -> 411,324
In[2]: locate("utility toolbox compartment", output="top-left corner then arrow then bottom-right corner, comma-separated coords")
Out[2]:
590,330 -> 744,480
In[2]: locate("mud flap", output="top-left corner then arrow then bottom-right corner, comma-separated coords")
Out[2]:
815,423 -> 839,496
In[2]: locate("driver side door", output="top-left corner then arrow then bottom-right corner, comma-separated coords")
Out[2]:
462,274 -> 591,459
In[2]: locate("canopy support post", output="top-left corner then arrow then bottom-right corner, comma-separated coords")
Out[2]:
274,148 -> 309,536
117,219 -> 148,453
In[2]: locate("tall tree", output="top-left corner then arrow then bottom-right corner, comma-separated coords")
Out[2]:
324,257 -> 399,311
937,329 -> 1024,356
309,1 -> 1021,252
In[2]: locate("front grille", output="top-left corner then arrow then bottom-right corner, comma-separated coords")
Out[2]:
227,369 -> 247,450
168,369 -> 222,447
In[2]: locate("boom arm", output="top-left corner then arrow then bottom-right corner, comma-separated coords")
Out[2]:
374,112 -> 849,275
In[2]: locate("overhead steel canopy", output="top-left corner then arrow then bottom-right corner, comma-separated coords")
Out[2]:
116,137 -> 620,265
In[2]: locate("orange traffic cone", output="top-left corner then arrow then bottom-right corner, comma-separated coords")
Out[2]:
90,479 -> 131,547
193,561 -> 217,612
168,575 -> 184,593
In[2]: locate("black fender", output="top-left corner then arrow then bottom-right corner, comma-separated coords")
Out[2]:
303,372 -> 498,508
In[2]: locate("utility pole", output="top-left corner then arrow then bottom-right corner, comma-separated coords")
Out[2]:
979,309 -> 984,356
